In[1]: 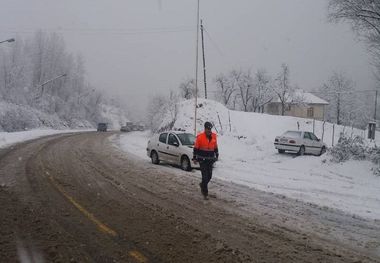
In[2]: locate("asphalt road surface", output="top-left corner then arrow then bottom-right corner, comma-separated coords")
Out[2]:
0,132 -> 379,262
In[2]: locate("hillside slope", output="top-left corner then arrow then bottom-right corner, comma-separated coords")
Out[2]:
162,98 -> 373,147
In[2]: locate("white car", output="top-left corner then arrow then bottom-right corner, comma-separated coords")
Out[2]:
274,130 -> 327,156
146,131 -> 199,171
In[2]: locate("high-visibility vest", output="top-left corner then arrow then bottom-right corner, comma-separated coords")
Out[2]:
193,132 -> 218,160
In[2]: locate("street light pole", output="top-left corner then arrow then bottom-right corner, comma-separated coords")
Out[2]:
39,73 -> 67,97
0,38 -> 15,44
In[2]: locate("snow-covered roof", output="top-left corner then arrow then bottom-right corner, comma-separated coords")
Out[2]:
273,90 -> 329,105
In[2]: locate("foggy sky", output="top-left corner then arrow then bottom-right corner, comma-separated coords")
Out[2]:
0,0 -> 376,117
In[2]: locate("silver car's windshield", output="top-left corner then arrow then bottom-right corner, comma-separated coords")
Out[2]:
176,133 -> 195,146
283,131 -> 302,138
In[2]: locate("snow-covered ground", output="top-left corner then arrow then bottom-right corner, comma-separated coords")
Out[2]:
0,129 -> 94,149
114,99 -> 380,221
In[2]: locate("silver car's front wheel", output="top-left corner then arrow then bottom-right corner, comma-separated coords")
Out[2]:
298,145 -> 305,156
319,146 -> 326,156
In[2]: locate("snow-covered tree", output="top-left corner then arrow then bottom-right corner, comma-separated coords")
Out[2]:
179,78 -> 196,100
214,73 -> 236,107
328,0 -> 380,80
319,72 -> 355,125
251,69 -> 273,113
0,31 -> 122,131
272,64 -> 294,116
232,69 -> 253,112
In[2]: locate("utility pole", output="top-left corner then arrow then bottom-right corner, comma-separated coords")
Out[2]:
200,19 -> 207,99
194,0 -> 200,135
336,93 -> 341,125
375,90 -> 378,121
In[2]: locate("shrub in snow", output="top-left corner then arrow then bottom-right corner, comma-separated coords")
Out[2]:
367,146 -> 380,175
329,135 -> 380,175
329,136 -> 366,162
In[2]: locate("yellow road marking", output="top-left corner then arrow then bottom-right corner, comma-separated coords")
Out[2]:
45,172 -> 148,262
48,175 -> 117,237
129,250 -> 148,263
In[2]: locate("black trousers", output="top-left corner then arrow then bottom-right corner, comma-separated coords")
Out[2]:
200,160 -> 213,196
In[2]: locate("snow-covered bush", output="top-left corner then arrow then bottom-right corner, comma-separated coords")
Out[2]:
329,135 -> 380,175
367,147 -> 380,175
0,102 -> 68,132
147,93 -> 179,133
329,136 -> 366,162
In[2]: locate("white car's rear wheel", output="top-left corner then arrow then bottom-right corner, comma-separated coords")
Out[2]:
151,151 -> 160,164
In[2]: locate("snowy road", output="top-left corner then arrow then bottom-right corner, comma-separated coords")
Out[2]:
0,132 -> 379,262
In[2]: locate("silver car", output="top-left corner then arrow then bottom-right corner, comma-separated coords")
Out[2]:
274,130 -> 327,156
146,131 -> 199,171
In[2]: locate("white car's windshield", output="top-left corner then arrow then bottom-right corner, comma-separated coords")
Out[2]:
176,133 -> 195,146
282,131 -> 302,138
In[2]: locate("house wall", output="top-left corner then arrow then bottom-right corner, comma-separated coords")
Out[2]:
265,103 -> 325,120
265,103 -> 281,115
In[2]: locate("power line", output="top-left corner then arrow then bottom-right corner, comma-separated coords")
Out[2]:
203,26 -> 225,57
0,26 -> 194,36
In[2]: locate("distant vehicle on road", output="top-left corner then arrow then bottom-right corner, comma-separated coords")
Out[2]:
120,122 -> 145,132
274,130 -> 326,156
120,122 -> 134,132
97,123 -> 107,132
131,124 -> 139,131
147,131 -> 199,171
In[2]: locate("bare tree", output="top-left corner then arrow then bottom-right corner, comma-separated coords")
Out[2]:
251,69 -> 273,113
319,72 -> 355,125
232,69 -> 253,112
214,73 -> 236,107
179,78 -> 195,100
328,0 -> 380,77
272,64 -> 294,116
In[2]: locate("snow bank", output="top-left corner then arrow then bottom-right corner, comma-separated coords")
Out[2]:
0,129 -> 93,149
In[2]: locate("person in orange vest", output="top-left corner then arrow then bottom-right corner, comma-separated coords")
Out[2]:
193,121 -> 219,199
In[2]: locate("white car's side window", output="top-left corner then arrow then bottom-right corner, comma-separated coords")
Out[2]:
168,134 -> 179,146
159,133 -> 168,144
310,133 -> 318,141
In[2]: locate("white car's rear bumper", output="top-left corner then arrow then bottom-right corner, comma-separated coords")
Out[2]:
274,142 -> 300,152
